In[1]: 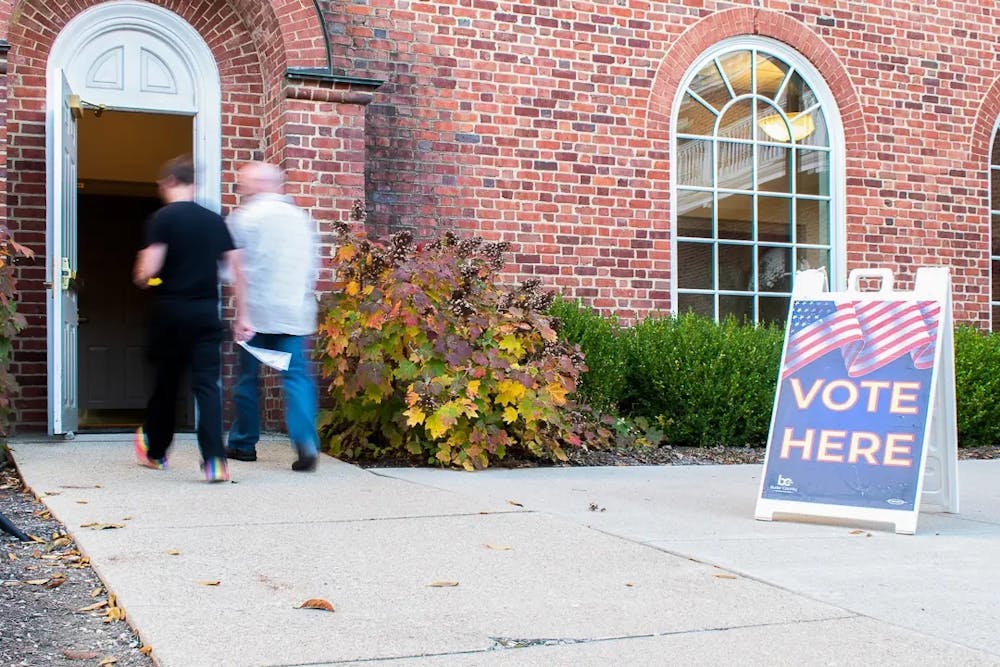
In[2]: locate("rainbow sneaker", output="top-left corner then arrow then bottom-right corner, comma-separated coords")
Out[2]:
202,457 -> 230,483
133,428 -> 167,470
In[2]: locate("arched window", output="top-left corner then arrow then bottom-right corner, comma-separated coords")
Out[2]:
672,38 -> 843,324
991,126 -> 1000,329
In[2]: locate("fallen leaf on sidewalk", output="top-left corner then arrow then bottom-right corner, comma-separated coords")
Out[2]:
625,582 -> 634,587
296,598 -> 335,612
44,491 -> 61,496
428,581 -> 459,587
139,646 -> 153,655
506,500 -> 523,507
24,578 -> 51,585
78,600 -> 109,612
482,544 -> 513,551
91,587 -> 103,598
45,573 -> 67,589
98,658 -> 118,666
166,549 -> 181,556
7,552 -> 16,561
76,500 -> 88,504
62,649 -> 99,660
80,523 -> 124,530
122,516 -> 134,521
849,529 -> 864,535
47,536 -> 72,551
714,574 -> 738,580
197,580 -> 221,586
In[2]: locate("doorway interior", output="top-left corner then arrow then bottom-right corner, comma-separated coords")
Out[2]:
76,110 -> 193,431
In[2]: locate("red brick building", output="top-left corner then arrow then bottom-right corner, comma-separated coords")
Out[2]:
2,0 -> 998,434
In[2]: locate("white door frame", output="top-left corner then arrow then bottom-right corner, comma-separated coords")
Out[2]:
45,1 -> 222,434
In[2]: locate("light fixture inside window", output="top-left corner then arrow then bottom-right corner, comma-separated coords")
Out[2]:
759,111 -> 815,143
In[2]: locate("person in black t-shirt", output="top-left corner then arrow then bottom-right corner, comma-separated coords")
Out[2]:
131,156 -> 251,482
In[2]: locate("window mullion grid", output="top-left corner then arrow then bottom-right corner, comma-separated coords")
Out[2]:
751,93 -> 760,323
712,134 -> 720,320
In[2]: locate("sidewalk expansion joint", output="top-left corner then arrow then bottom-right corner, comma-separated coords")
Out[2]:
115,510 -> 533,532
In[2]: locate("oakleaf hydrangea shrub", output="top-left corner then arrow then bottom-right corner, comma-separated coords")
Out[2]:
316,223 -> 609,469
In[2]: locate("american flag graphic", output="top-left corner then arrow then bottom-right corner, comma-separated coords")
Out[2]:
782,300 -> 941,380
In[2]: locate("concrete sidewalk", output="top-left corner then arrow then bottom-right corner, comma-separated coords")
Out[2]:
10,437 -> 1000,666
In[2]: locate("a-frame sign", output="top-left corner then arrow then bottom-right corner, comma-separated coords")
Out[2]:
755,267 -> 959,534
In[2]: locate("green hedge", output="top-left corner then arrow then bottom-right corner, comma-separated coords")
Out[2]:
954,325 -> 1000,446
552,302 -> 1000,448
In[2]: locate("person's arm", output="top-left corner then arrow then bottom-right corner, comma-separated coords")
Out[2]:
133,243 -> 167,288
225,248 -> 253,342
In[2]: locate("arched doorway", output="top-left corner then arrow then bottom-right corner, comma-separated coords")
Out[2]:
45,1 -> 222,435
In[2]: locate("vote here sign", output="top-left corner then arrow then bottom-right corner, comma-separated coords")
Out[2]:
759,298 -> 942,513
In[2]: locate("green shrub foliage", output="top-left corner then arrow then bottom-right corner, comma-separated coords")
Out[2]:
620,314 -> 784,446
547,297 -> 626,412
954,325 -> 1000,446
316,223 -> 605,469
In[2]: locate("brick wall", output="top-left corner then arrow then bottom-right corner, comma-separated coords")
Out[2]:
318,0 -> 1000,326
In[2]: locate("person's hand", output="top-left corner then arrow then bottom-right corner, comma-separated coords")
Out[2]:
233,317 -> 254,343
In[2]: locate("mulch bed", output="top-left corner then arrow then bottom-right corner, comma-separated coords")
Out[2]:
0,462 -> 153,667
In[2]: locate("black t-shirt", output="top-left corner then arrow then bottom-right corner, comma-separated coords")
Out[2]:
145,201 -> 234,302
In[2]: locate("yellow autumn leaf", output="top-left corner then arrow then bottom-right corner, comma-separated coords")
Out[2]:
495,379 -> 526,406
425,412 -> 448,439
139,646 -> 153,655
465,380 -> 481,398
404,406 -> 426,427
344,281 -> 360,296
428,581 -> 459,587
498,334 -> 525,358
546,382 -> 570,405
502,406 -> 518,424
335,245 -> 357,262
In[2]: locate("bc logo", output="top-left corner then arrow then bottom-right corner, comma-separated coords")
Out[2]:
777,475 -> 794,487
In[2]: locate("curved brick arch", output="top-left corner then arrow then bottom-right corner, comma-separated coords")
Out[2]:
0,0 -> 326,72
970,77 -> 1000,174
647,8 -> 867,148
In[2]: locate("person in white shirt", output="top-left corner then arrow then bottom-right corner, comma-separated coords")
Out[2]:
224,162 -> 320,471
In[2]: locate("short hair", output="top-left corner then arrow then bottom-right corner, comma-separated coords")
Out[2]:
159,156 -> 196,185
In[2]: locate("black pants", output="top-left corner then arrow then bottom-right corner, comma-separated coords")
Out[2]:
144,299 -> 225,463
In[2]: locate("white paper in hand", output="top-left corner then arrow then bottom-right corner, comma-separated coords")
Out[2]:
237,341 -> 292,371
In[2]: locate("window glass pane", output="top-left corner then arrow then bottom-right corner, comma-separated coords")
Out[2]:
992,168 -> 1000,211
688,61 -> 730,109
677,190 -> 713,238
678,93 -> 717,136
718,51 -> 753,97
758,144 -> 792,193
797,149 -> 829,196
992,134 -> 1000,166
758,246 -> 792,292
720,295 -> 753,323
759,296 -> 791,326
757,104 -> 795,144
717,140 -> 754,190
718,99 -> 753,140
677,138 -> 713,187
757,196 -> 792,243
796,199 -> 830,245
718,244 -> 753,290
993,260 -> 1000,300
678,292 -> 714,319
993,214 -> 1000,255
795,109 -> 828,148
717,192 -> 753,240
796,247 -> 829,274
677,242 -> 713,289
755,53 -> 790,99
994,304 -> 1000,331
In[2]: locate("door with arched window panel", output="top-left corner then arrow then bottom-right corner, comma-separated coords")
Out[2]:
990,128 -> 1000,328
673,39 -> 843,325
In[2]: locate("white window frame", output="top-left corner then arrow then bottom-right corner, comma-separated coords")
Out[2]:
990,122 -> 1000,330
670,36 -> 846,322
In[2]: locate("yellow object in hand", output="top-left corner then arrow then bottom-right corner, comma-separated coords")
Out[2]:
147,277 -> 162,286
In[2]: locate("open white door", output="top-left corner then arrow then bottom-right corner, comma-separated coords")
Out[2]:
46,69 -> 79,436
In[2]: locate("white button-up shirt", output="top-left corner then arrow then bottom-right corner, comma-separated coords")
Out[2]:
226,193 -> 318,336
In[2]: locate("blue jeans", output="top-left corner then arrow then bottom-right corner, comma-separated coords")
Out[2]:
227,334 -> 319,457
